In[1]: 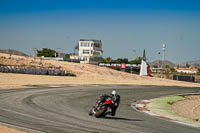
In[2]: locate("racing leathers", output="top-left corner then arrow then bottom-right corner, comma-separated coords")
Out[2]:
89,93 -> 120,116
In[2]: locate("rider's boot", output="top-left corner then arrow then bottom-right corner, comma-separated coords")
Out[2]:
88,109 -> 93,116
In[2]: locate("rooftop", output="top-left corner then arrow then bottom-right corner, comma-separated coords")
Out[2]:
79,39 -> 101,43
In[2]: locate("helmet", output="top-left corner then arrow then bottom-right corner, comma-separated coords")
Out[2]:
111,90 -> 117,96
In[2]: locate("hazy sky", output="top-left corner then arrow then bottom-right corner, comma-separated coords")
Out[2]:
0,0 -> 200,63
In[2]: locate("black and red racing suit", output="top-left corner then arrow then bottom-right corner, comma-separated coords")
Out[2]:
96,94 -> 120,116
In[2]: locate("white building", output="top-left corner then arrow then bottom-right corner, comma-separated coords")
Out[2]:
176,69 -> 197,74
70,39 -> 103,64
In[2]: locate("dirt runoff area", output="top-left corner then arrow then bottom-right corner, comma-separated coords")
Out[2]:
0,53 -> 200,89
0,125 -> 25,133
0,53 -> 200,133
172,95 -> 200,122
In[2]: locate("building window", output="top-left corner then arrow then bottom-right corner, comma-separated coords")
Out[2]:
80,42 -> 88,47
83,50 -> 90,54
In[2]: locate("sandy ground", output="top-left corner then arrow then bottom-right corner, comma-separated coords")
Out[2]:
172,95 -> 200,122
0,125 -> 25,133
1,72 -> 200,89
0,53 -> 200,89
0,53 -> 200,132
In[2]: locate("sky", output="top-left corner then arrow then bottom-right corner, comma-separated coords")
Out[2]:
0,0 -> 200,64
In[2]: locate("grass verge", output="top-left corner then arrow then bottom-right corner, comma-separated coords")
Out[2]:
146,96 -> 200,127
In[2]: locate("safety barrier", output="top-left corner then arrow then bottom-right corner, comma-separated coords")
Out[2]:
0,65 -> 67,76
173,75 -> 195,82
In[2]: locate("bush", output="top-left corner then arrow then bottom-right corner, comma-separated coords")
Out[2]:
37,48 -> 56,57
197,68 -> 200,75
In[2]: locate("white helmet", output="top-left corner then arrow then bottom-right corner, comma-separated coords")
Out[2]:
111,90 -> 117,96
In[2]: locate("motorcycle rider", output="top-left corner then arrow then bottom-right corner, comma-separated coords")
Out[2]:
89,90 -> 120,116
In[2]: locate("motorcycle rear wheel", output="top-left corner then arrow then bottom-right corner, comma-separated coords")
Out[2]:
94,104 -> 108,118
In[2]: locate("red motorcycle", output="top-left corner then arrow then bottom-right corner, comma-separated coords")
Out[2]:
91,97 -> 115,118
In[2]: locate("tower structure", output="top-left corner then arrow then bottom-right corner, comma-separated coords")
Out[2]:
140,49 -> 148,76
162,44 -> 166,68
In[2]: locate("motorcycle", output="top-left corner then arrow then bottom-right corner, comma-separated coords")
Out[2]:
91,97 -> 115,118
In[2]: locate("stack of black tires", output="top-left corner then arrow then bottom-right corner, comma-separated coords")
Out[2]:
0,65 -> 67,76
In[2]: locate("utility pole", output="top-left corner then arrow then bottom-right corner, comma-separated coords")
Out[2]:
57,48 -> 61,58
157,51 -> 161,73
131,49 -> 136,74
132,49 -> 136,60
32,48 -> 37,58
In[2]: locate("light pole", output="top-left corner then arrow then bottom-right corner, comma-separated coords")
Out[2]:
162,44 -> 166,68
32,48 -> 37,58
57,48 -> 61,58
157,51 -> 161,73
161,43 -> 166,78
132,49 -> 136,60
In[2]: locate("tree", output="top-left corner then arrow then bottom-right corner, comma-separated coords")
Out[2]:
112,58 -> 129,64
170,67 -> 176,73
197,68 -> 200,75
153,65 -> 158,68
64,54 -> 70,59
129,57 -> 142,64
177,64 -> 180,69
102,57 -> 142,64
186,63 -> 190,68
37,48 -> 56,57
102,57 -> 113,63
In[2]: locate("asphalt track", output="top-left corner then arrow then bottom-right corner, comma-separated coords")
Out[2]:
0,85 -> 200,133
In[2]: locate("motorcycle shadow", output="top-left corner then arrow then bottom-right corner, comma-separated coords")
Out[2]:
104,116 -> 143,122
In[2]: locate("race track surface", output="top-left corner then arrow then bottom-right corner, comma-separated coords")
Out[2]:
0,85 -> 200,133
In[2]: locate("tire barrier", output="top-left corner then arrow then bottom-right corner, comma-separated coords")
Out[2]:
0,65 -> 70,76
173,75 -> 195,82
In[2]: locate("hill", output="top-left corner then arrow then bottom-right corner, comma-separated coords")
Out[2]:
0,49 -> 28,57
181,60 -> 200,67
149,60 -> 175,68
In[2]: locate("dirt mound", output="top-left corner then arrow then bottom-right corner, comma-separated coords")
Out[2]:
0,53 -> 200,88
172,95 -> 200,122
0,53 -> 139,80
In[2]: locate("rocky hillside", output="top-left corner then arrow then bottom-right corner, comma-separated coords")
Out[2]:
0,49 -> 28,56
181,60 -> 200,67
150,60 -> 175,68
